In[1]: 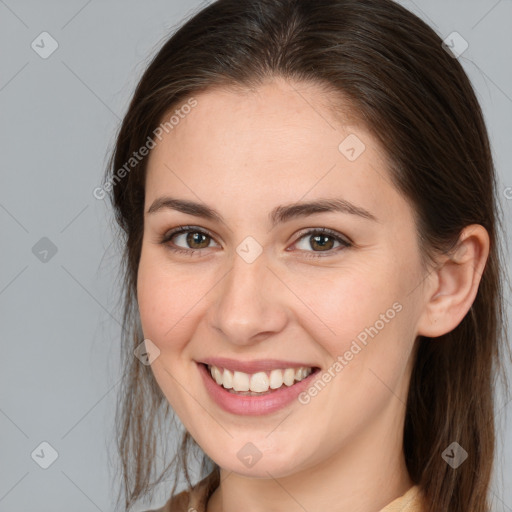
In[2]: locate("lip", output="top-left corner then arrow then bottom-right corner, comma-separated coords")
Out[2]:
200,357 -> 318,374
197,362 -> 320,416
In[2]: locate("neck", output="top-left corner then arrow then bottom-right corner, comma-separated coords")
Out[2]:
206,402 -> 414,512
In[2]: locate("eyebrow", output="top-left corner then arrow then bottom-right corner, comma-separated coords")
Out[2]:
147,196 -> 378,226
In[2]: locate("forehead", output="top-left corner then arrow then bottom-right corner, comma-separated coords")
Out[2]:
156,78 -> 361,161
144,78 -> 407,225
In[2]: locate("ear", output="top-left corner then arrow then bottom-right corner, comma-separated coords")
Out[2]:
416,224 -> 490,338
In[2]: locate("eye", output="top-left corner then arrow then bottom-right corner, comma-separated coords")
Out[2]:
159,225 -> 352,257
291,228 -> 352,257
159,225 -> 219,255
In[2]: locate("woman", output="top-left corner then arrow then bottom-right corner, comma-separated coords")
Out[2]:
103,1 -> 510,511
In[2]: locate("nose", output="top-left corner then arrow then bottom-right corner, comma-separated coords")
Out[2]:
208,247 -> 289,346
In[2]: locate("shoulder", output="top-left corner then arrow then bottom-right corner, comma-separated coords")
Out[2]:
142,470 -> 220,512
379,484 -> 426,512
145,475 -> 424,512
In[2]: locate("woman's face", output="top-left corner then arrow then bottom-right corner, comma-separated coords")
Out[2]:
137,78 -> 430,478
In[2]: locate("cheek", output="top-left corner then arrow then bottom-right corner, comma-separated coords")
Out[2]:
136,249 -> 219,356
295,262 -> 416,419
295,265 -> 404,352
137,251 -> 187,347
136,251 -> 209,420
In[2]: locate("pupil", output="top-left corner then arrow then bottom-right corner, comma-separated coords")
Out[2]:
312,234 -> 333,250
187,232 -> 208,248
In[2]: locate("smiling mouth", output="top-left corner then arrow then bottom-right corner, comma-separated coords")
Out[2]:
203,363 -> 320,396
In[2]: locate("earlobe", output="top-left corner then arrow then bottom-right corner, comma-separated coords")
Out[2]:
416,224 -> 490,338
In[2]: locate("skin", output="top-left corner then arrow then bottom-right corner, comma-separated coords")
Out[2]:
136,77 -> 489,512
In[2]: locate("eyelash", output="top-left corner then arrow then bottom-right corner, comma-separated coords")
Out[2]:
159,225 -> 352,258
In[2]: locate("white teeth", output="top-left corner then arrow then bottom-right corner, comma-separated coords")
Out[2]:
250,372 -> 269,392
269,369 -> 284,389
207,364 -> 314,393
232,371 -> 250,391
222,369 -> 233,389
283,368 -> 295,386
212,366 -> 223,385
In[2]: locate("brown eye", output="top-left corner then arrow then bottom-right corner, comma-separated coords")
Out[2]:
309,233 -> 335,251
160,226 -> 219,254
293,228 -> 352,256
183,231 -> 211,249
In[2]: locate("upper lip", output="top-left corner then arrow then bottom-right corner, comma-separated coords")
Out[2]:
199,357 -> 319,374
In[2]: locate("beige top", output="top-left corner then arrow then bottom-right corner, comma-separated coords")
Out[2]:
145,471 -> 426,512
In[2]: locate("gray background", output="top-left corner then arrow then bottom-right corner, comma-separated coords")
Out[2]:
0,1 -> 511,511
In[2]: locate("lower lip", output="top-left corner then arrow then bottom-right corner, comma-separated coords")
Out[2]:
197,362 -> 319,416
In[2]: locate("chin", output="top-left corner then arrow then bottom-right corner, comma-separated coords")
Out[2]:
209,446 -> 310,479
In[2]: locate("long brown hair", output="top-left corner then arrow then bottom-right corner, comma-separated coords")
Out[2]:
103,1 -> 511,510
